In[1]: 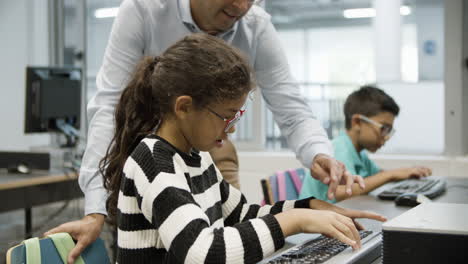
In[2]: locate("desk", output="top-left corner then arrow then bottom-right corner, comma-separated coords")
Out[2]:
339,177 -> 468,229
341,177 -> 468,264
265,177 -> 468,264
0,169 -> 83,238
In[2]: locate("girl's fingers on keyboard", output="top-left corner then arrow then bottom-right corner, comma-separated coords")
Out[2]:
353,219 -> 365,231
346,209 -> 387,222
333,219 -> 357,248
330,226 -> 358,249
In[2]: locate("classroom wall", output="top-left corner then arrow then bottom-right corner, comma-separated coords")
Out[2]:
415,5 -> 444,81
86,15 -> 114,100
378,81 -> 444,154
0,0 -> 50,151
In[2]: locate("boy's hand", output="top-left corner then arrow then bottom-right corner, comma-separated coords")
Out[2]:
390,166 -> 432,181
311,154 -> 365,200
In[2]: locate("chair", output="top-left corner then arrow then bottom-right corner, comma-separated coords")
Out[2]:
261,168 -> 310,204
6,233 -> 110,264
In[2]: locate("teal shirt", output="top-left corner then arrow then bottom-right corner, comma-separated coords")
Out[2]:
298,132 -> 381,203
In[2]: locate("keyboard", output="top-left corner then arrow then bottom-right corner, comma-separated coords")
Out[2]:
377,177 -> 446,200
264,230 -> 375,264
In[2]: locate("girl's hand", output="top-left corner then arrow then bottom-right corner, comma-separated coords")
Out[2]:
276,209 -> 362,250
309,199 -> 387,227
298,209 -> 362,250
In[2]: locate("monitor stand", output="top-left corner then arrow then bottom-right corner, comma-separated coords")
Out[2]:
29,133 -> 81,172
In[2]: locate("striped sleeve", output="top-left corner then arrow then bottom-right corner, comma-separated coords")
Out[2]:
219,179 -> 314,224
127,146 -> 292,263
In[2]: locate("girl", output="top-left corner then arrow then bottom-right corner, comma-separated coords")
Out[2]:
100,33 -> 386,263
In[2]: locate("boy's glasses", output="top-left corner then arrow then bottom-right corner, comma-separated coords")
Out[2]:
206,107 -> 246,133
358,115 -> 395,139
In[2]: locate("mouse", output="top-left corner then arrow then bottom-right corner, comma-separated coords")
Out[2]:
394,193 -> 431,207
7,163 -> 31,174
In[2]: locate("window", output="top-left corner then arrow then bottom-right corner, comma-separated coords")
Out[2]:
234,0 -> 444,155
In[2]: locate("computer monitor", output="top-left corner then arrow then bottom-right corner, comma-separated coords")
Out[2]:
24,66 -> 82,146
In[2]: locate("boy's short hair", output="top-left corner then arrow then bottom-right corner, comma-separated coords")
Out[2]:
344,85 -> 400,129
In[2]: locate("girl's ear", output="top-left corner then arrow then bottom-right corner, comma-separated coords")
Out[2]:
174,95 -> 194,120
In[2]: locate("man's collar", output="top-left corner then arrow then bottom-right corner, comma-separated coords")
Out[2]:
179,0 -> 199,32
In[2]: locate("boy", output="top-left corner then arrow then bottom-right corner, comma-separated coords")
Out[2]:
299,85 -> 432,203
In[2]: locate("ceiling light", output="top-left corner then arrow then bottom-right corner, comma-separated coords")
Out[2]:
343,6 -> 411,19
94,7 -> 119,19
343,8 -> 376,19
400,6 -> 411,16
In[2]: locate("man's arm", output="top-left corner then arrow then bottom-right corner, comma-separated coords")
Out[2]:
80,0 -> 146,216
46,1 -> 146,263
253,18 -> 362,199
253,20 -> 332,168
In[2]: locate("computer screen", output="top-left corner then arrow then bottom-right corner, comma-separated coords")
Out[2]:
24,66 -> 82,140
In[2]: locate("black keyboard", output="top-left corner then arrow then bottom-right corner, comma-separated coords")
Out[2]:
377,177 -> 446,200
264,230 -> 374,264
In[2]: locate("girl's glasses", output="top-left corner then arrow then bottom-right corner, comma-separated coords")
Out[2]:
358,115 -> 395,138
206,107 -> 246,133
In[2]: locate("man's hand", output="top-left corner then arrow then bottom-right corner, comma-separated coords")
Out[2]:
44,213 -> 105,264
310,154 -> 365,200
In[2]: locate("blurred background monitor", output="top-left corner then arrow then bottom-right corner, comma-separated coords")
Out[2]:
24,66 -> 82,145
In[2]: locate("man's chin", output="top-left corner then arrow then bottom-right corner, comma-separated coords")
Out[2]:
214,19 -> 237,32
216,25 -> 234,33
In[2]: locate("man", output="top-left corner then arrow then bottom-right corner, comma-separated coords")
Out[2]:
46,0 -> 364,263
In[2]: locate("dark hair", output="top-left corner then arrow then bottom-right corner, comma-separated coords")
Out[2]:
344,85 -> 400,129
99,33 -> 254,223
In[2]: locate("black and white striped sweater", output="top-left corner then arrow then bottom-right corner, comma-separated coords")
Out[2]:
117,135 -> 314,263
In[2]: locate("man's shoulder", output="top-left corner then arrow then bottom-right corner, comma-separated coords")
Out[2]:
242,5 -> 272,28
121,0 -> 171,17
247,5 -> 271,18
132,0 -> 167,8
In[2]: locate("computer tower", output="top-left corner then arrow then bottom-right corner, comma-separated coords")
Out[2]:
382,203 -> 468,263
